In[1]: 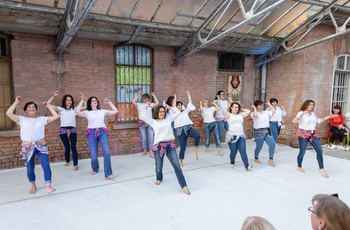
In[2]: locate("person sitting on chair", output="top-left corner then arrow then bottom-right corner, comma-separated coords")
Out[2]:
328,105 -> 346,150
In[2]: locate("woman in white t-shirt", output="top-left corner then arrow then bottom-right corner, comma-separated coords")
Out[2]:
140,95 -> 190,195
76,96 -> 118,179
48,91 -> 85,170
268,98 -> 287,150
250,100 -> 276,167
199,99 -> 223,155
344,112 -> 350,134
223,102 -> 252,171
6,96 -> 59,194
132,92 -> 159,158
292,100 -> 333,178
215,91 -> 231,143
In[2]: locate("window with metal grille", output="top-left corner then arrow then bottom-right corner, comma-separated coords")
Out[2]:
0,34 -> 13,130
332,54 -> 350,112
218,53 -> 244,71
115,44 -> 152,122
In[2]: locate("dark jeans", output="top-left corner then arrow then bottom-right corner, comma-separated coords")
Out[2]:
297,136 -> 324,169
60,133 -> 78,166
154,142 -> 187,188
269,122 -> 280,143
329,127 -> 346,144
217,120 -> 229,142
26,148 -> 52,184
171,122 -> 180,147
177,127 -> 200,160
254,132 -> 275,159
228,136 -> 249,169
204,123 -> 221,148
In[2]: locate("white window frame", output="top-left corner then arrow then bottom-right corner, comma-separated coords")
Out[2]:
331,54 -> 350,113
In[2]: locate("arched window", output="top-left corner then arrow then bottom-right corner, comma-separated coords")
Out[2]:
332,54 -> 350,112
115,44 -> 152,122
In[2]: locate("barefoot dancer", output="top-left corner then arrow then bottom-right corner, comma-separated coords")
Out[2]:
132,92 -> 159,158
292,100 -> 333,178
251,100 -> 276,167
268,98 -> 287,154
6,96 -> 59,194
215,91 -> 231,143
199,99 -> 223,155
174,91 -> 200,167
47,91 -> 85,170
140,95 -> 191,195
76,96 -> 118,179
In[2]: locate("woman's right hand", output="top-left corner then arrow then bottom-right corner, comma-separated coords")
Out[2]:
251,105 -> 255,109
15,96 -> 22,102
53,91 -> 59,97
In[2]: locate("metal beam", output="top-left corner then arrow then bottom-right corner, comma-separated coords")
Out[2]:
294,0 -> 350,13
128,25 -> 142,44
175,0 -> 291,65
55,0 -> 98,57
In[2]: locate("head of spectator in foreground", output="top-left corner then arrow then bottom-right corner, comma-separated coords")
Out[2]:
241,216 -> 276,230
310,194 -> 350,230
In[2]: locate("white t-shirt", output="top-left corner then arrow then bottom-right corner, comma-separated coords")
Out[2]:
268,106 -> 286,123
57,106 -> 76,127
250,111 -> 272,129
225,112 -> 248,136
201,107 -> 216,123
18,116 -> 48,142
137,103 -> 154,120
84,110 -> 108,129
215,100 -> 229,118
174,103 -> 195,128
344,112 -> 350,128
295,111 -> 321,131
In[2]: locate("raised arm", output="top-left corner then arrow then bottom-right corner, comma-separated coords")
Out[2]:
140,102 -> 154,127
47,91 -> 59,111
76,97 -> 86,117
222,108 -> 228,116
212,101 -> 220,111
266,101 -> 276,115
43,102 -> 59,123
251,104 -> 258,119
228,93 -> 233,104
319,114 -> 335,124
151,92 -> 159,107
132,92 -> 142,106
281,105 -> 287,116
186,91 -> 192,105
6,96 -> 22,123
104,98 -> 118,116
241,108 -> 251,117
215,95 -> 220,106
292,110 -> 307,124
199,100 -> 204,113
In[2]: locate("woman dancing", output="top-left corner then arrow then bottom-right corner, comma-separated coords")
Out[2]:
292,100 -> 333,178
199,99 -> 223,155
174,91 -> 200,167
6,96 -> 59,194
47,91 -> 84,170
132,92 -> 159,158
76,96 -> 118,179
268,98 -> 287,153
215,91 -> 230,143
166,96 -> 181,149
223,102 -> 253,170
141,95 -> 191,195
251,100 -> 276,167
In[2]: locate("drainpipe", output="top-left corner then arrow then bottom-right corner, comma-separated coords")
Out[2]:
261,63 -> 267,106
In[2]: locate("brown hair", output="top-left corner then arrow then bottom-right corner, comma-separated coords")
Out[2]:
312,194 -> 350,230
300,100 -> 315,111
229,102 -> 241,114
241,216 -> 276,230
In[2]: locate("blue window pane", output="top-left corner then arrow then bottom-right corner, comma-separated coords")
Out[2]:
128,46 -> 134,65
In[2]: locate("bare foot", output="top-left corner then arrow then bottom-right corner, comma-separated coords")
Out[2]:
230,164 -> 234,168
206,148 -> 209,153
29,184 -> 37,194
149,151 -> 155,159
297,167 -> 305,173
179,160 -> 183,168
46,184 -> 56,194
247,165 -> 253,171
217,148 -> 223,156
74,165 -> 79,171
182,186 -> 191,195
268,159 -> 275,167
319,169 -> 329,178
155,180 -> 161,185
193,148 -> 198,160
254,159 -> 262,164
91,171 -> 97,175
142,151 -> 147,156
64,162 -> 69,167
106,175 -> 116,180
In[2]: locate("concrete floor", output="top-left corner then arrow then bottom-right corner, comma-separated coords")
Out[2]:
0,140 -> 349,230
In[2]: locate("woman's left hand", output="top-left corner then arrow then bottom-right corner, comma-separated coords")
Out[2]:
42,102 -> 49,108
104,98 -> 111,104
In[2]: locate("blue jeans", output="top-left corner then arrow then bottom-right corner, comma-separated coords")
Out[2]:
269,122 -> 280,143
228,136 -> 249,169
138,123 -> 154,151
254,132 -> 276,159
176,127 -> 200,160
217,120 -> 229,142
204,123 -> 221,148
154,142 -> 187,188
171,122 -> 180,147
297,136 -> 324,169
87,129 -> 113,178
60,133 -> 78,166
26,148 -> 52,184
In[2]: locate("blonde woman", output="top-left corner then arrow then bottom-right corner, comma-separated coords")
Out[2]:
241,216 -> 276,230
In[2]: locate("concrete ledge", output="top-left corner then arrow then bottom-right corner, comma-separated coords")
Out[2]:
0,130 -> 20,137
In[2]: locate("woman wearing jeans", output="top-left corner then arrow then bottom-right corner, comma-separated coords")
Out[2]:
6,96 -> 59,194
140,95 -> 190,195
292,100 -> 333,178
199,99 -> 223,155
223,102 -> 252,170
267,98 -> 287,154
132,92 -> 159,158
251,100 -> 276,167
76,96 -> 118,179
215,91 -> 230,143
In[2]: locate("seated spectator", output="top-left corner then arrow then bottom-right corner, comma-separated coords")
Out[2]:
328,105 -> 346,150
241,216 -> 276,230
309,194 -> 350,230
